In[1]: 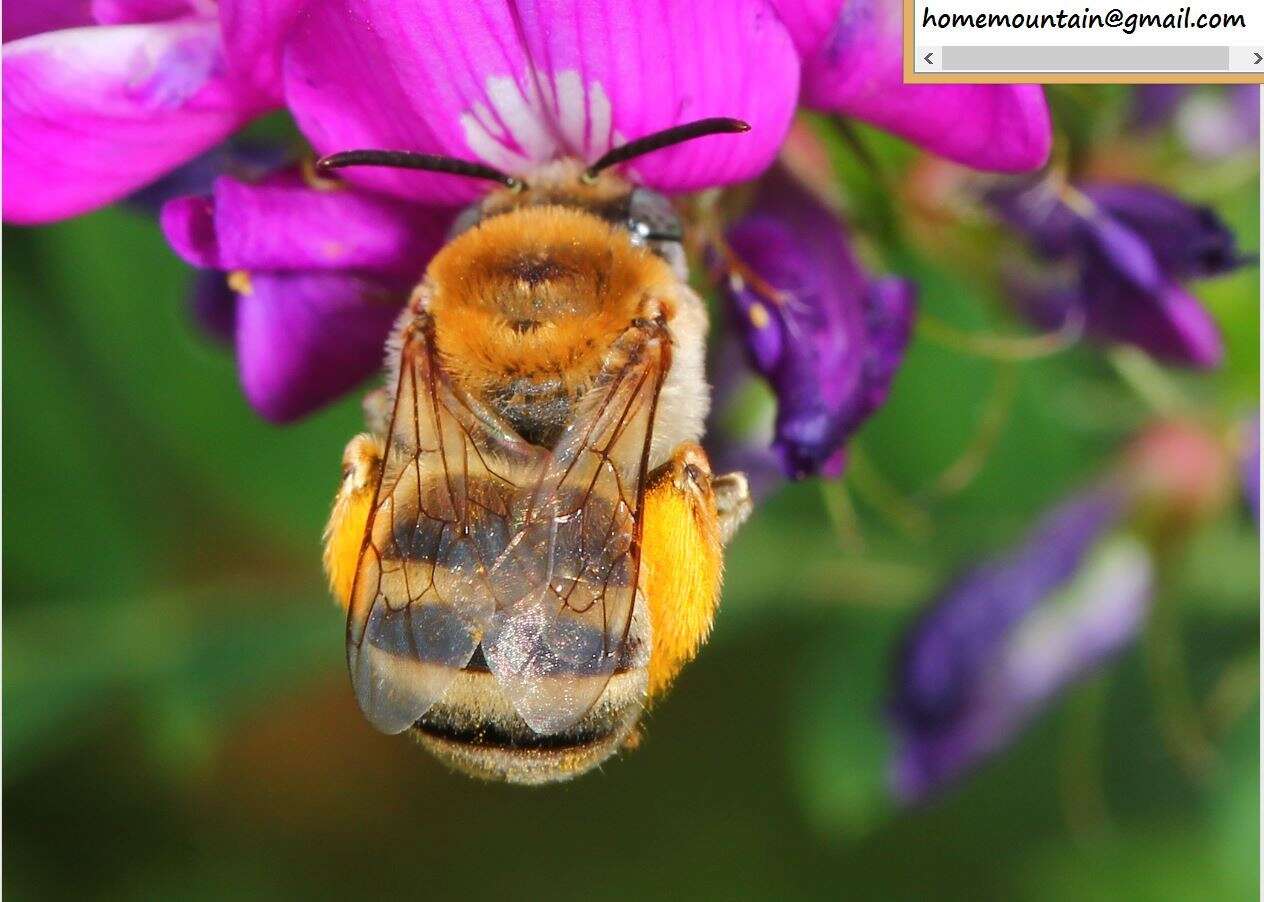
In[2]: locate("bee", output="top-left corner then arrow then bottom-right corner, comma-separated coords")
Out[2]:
321,120 -> 753,784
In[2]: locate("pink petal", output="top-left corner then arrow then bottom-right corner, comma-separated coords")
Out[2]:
2,0 -> 92,41
767,0 -> 843,56
219,0 -> 308,101
162,171 -> 449,277
283,0 -> 546,205
800,0 -> 1052,173
235,271 -> 403,422
511,0 -> 800,191
162,194 -> 222,267
283,0 -> 800,201
2,22 -> 271,223
90,0 -> 194,24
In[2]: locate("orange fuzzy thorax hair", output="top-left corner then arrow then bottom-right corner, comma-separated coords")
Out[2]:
423,205 -> 673,399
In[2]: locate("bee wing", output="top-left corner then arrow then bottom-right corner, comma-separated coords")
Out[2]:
482,323 -> 670,734
347,319 -> 542,734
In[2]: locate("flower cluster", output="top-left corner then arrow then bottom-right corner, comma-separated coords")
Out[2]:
4,0 -> 1051,442
4,0 -> 1252,806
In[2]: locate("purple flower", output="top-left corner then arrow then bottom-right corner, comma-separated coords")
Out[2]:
188,268 -> 238,345
990,178 -> 1242,368
125,138 -> 289,213
718,172 -> 915,478
1241,415 -> 1259,523
1130,85 -> 1188,131
161,167 -> 451,420
5,0 -> 1051,420
890,489 -> 1153,803
1132,85 -> 1260,159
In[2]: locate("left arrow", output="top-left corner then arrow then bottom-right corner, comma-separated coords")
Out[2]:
924,51 -> 934,64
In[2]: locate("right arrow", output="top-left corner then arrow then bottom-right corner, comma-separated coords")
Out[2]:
924,51 -> 934,64
1254,51 -> 1262,64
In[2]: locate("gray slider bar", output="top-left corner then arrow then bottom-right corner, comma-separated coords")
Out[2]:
941,45 -> 1229,72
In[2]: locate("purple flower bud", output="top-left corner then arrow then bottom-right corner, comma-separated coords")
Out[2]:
1130,85 -> 1189,131
718,172 -> 915,478
1131,86 -> 1259,159
1242,414 -> 1260,524
889,489 -> 1152,802
989,179 -> 1240,368
189,269 -> 236,345
1083,185 -> 1242,281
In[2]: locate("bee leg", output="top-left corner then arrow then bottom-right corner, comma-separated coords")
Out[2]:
322,432 -> 384,609
362,388 -> 391,437
712,471 -> 753,545
641,443 -> 726,699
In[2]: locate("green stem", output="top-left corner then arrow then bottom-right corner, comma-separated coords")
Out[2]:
1143,588 -> 1218,780
917,311 -> 1083,362
923,362 -> 1019,500
1060,677 -> 1113,839
1108,347 -> 1188,417
820,479 -> 866,552
847,446 -> 933,540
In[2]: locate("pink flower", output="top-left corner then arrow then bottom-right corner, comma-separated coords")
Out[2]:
4,0 -> 1052,420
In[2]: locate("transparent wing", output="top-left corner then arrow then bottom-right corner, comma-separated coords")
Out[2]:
482,322 -> 670,734
347,318 -> 542,734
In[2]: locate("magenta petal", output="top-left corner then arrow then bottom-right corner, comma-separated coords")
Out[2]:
235,271 -> 402,422
2,22 -> 270,223
219,0 -> 308,101
768,0 -> 843,56
161,194 -> 222,266
800,0 -> 1052,172
162,172 -> 450,277
2,0 -> 92,41
284,0 -> 545,205
511,0 -> 800,191
90,0 -> 194,24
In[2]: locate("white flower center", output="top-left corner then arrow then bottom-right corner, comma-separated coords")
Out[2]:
459,69 -> 623,174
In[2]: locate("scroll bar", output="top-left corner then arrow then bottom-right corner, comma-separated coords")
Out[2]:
940,45 -> 1231,72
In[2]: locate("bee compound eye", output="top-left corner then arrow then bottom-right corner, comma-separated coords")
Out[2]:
626,188 -> 682,244
446,203 -> 484,240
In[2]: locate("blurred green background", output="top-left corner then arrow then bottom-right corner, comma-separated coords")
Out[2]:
4,86 -> 1259,899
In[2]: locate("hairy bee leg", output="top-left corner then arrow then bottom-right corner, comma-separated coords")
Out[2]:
322,432 -> 384,608
712,471 -> 752,545
641,443 -> 726,699
362,388 -> 391,437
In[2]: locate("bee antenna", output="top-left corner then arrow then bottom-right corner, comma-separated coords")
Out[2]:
315,150 -> 523,190
585,118 -> 751,177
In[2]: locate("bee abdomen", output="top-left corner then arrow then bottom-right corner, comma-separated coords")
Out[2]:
411,666 -> 647,785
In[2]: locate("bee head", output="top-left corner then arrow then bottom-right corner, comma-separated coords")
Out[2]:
314,117 -> 749,275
